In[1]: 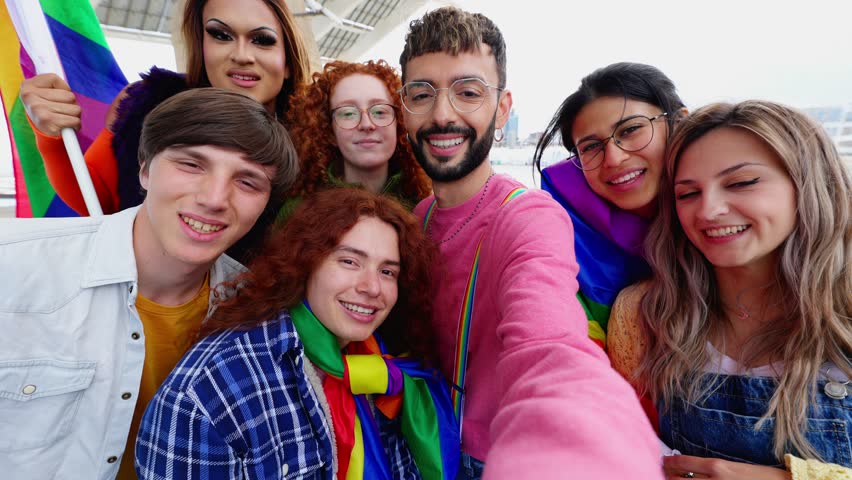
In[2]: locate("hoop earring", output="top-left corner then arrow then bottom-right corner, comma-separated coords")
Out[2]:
494,128 -> 504,143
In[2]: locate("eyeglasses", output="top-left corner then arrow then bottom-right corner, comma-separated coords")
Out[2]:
572,112 -> 668,171
399,78 -> 502,115
331,104 -> 396,130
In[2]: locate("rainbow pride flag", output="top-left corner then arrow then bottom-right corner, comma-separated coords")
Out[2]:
291,302 -> 459,480
541,159 -> 651,348
0,0 -> 126,217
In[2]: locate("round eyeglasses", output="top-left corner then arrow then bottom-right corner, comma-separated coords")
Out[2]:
399,78 -> 502,115
331,104 -> 396,130
572,112 -> 668,171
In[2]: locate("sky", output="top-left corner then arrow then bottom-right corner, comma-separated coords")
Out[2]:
360,0 -> 852,137
3,0 -> 851,182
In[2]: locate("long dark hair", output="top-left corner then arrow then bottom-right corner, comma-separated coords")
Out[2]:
533,62 -> 685,172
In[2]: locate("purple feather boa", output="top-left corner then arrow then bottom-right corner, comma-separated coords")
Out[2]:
111,67 -> 189,210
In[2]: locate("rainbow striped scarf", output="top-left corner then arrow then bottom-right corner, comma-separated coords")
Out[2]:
290,302 -> 459,480
541,160 -> 651,348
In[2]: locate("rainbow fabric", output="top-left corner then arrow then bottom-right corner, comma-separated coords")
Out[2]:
0,0 -> 127,217
290,301 -> 459,480
423,187 -> 526,422
541,159 -> 651,348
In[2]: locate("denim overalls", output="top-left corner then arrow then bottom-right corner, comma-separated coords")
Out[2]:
659,373 -> 851,466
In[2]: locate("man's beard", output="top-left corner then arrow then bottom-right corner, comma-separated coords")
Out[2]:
409,116 -> 495,183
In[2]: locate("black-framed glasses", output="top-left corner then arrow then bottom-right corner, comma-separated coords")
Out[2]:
331,103 -> 396,130
399,78 -> 502,115
572,112 -> 668,171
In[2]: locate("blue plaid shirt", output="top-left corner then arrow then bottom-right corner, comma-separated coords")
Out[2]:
135,311 -> 419,479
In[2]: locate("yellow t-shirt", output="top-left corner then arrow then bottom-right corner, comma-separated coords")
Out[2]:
117,277 -> 210,479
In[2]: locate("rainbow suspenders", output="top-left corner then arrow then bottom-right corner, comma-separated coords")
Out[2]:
423,187 -> 527,433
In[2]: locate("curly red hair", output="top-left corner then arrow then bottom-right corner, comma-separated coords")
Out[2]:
204,188 -> 437,358
285,60 -> 431,202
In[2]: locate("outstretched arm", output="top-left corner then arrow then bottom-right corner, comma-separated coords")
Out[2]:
540,168 -> 609,349
483,193 -> 662,480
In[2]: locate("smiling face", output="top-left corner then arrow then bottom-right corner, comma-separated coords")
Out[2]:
201,0 -> 289,112
330,74 -> 397,181
401,47 -> 511,183
306,216 -> 400,347
136,144 -> 273,268
571,96 -> 669,217
674,127 -> 797,272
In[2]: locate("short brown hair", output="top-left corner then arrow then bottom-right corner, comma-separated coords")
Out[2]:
138,88 -> 299,202
399,6 -> 507,88
181,0 -> 311,117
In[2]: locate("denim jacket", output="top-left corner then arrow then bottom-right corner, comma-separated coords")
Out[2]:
660,372 -> 852,467
0,207 -> 243,479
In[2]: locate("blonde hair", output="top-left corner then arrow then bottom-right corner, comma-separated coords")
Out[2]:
637,100 -> 852,461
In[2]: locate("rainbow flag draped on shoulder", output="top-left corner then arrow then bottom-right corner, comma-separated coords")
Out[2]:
291,301 -> 459,480
541,159 -> 651,348
0,0 -> 126,217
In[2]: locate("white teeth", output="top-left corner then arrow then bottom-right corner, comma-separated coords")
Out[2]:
428,137 -> 465,148
705,225 -> 749,238
341,302 -> 376,315
610,170 -> 644,185
181,215 -> 224,234
230,74 -> 258,81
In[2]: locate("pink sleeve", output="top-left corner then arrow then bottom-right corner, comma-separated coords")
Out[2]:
483,192 -> 663,480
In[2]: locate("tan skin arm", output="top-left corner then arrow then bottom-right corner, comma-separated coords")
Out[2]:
21,72 -> 133,134
664,455 -> 791,480
20,73 -> 82,136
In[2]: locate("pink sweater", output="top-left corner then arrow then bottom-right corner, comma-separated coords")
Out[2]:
415,174 -> 662,479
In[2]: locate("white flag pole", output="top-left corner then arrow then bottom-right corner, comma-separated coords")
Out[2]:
6,0 -> 103,216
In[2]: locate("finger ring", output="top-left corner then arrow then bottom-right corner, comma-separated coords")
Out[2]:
681,473 -> 696,479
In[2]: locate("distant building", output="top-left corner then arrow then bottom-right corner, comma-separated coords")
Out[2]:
520,130 -> 560,147
521,131 -> 544,147
503,109 -> 519,146
802,104 -> 852,156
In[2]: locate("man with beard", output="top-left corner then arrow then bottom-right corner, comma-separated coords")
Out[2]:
398,7 -> 662,480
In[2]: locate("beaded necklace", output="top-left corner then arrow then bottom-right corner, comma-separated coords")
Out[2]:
427,171 -> 496,245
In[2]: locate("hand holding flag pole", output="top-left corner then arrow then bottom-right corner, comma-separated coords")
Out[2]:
6,0 -> 103,216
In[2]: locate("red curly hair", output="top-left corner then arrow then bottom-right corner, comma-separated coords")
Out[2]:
285,60 -> 431,202
203,188 -> 437,358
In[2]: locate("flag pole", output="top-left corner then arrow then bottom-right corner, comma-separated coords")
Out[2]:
5,0 -> 103,216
